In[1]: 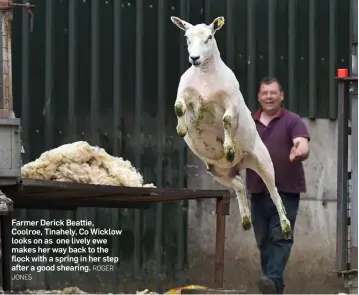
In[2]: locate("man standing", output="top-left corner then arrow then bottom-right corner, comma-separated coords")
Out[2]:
246,77 -> 310,294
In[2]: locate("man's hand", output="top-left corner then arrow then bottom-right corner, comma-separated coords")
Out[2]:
290,137 -> 310,162
289,141 -> 302,162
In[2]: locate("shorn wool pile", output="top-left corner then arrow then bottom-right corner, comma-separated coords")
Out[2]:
21,141 -> 156,188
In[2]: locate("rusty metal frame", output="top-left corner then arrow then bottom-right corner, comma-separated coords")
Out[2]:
0,178 -> 231,292
336,75 -> 358,274
0,0 -> 12,118
0,0 -> 34,118
336,76 -> 351,272
0,0 -> 13,11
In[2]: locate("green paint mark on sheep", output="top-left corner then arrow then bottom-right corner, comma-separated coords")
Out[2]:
195,127 -> 203,135
190,102 -> 216,136
177,128 -> 187,137
198,102 -> 215,124
174,102 -> 185,117
216,136 -> 223,144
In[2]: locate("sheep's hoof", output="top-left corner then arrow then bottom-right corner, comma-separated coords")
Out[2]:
242,216 -> 252,231
176,125 -> 187,137
174,102 -> 185,117
224,146 -> 235,162
281,219 -> 292,240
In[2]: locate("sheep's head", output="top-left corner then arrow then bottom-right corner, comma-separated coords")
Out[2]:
170,16 -> 225,67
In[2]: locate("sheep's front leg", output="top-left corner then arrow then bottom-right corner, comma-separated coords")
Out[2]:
174,98 -> 187,137
222,105 -> 237,162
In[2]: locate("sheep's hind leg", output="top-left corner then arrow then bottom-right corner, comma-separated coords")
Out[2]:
174,100 -> 187,137
235,157 -> 254,230
246,145 -> 292,239
232,174 -> 252,230
208,165 -> 252,230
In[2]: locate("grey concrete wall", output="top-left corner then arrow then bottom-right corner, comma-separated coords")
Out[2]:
185,119 -> 346,294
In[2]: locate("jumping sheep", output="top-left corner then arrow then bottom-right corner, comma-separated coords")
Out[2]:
170,16 -> 292,239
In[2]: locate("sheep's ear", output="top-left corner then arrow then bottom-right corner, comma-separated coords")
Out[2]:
209,16 -> 225,33
170,16 -> 193,31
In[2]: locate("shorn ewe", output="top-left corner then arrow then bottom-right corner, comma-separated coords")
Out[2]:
170,16 -> 292,239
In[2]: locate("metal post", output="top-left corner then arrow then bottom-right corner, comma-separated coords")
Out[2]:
350,81 -> 358,270
335,0 -> 358,281
214,196 -> 230,288
349,0 -> 358,272
336,70 -> 350,272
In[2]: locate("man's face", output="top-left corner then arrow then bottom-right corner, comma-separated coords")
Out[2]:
258,82 -> 284,114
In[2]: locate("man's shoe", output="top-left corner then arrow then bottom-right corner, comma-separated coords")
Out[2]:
258,276 -> 277,294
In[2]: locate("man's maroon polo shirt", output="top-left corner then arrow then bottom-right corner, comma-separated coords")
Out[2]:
246,108 -> 310,194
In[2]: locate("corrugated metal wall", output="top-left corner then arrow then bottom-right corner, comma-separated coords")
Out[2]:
9,0 -> 350,292
12,0 -> 189,292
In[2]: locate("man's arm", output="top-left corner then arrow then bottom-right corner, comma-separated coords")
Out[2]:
289,116 -> 310,162
292,136 -> 310,161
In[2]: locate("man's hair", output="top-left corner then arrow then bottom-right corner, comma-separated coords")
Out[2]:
258,76 -> 283,92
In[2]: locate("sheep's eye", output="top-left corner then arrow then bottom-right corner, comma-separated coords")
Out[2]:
204,35 -> 213,44
185,36 -> 191,44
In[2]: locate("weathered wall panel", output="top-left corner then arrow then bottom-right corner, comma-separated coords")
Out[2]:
9,0 -> 351,292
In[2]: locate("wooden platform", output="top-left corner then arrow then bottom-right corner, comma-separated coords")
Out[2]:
0,178 -> 231,293
1,178 -> 230,209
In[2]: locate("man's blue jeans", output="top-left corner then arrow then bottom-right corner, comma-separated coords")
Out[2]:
251,191 -> 300,294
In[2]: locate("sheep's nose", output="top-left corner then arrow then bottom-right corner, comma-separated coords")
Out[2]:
190,56 -> 200,62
